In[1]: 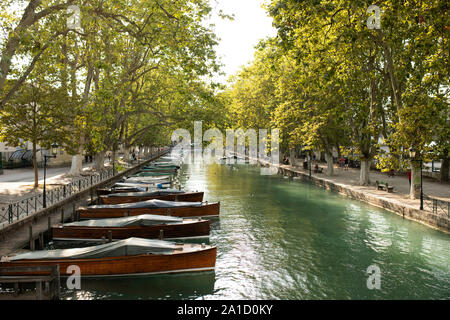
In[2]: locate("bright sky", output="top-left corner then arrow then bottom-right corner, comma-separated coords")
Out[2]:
208,0 -> 277,83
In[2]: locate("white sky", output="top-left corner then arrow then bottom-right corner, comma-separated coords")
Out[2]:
208,0 -> 277,83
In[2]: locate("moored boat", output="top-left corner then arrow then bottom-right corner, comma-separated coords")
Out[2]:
97,186 -> 148,196
144,164 -> 180,169
52,214 -> 210,241
141,167 -> 178,173
132,172 -> 175,177
100,190 -> 204,204
78,200 -> 220,219
0,238 -> 216,277
124,176 -> 171,183
114,182 -> 170,190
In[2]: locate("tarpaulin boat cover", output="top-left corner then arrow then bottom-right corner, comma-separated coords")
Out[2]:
133,172 -> 173,177
113,183 -> 150,189
150,161 -> 180,166
114,183 -> 168,190
88,199 -> 203,210
126,176 -> 170,182
144,165 -> 180,169
9,238 -> 176,261
107,189 -> 187,197
123,176 -> 169,182
111,187 -> 148,192
63,214 -> 183,227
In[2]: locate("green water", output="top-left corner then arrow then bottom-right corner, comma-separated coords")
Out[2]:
63,163 -> 450,300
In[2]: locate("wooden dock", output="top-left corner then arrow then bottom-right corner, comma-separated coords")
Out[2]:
0,265 -> 60,300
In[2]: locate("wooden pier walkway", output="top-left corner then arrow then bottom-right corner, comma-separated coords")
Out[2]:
0,265 -> 60,300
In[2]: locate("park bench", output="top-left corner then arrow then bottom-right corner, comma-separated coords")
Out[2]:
376,181 -> 394,193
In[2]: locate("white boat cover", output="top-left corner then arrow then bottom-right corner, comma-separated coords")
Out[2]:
63,214 -> 183,227
130,175 -> 169,180
115,182 -> 168,189
9,238 -> 176,261
88,199 -> 204,210
107,189 -> 187,197
110,187 -> 148,192
145,164 -> 180,169
125,176 -> 170,183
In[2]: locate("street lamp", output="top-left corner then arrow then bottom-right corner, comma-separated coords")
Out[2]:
409,148 -> 423,210
43,142 -> 59,208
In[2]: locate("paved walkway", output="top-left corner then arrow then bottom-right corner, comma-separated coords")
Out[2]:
0,159 -> 134,205
279,160 -> 449,214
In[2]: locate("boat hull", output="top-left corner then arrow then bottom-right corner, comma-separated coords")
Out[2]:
141,169 -> 177,173
100,192 -> 204,204
78,202 -> 220,219
0,246 -> 217,277
52,219 -> 210,241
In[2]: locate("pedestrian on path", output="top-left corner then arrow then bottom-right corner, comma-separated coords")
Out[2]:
408,169 -> 411,185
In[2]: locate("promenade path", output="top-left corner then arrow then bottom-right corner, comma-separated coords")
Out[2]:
274,160 -> 449,232
0,163 -> 97,205
302,162 -> 450,202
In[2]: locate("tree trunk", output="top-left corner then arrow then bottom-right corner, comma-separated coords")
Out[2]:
320,151 -> 326,162
440,150 -> 449,182
94,151 -> 105,171
123,146 -> 131,163
0,0 -> 41,93
360,159 -> 371,186
410,162 -> 421,199
32,142 -> 38,188
289,148 -> 295,166
112,149 -> 117,170
326,152 -> 334,176
69,154 -> 83,176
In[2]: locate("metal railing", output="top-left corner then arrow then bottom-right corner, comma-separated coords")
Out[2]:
0,168 -> 114,228
0,147 -> 171,229
423,194 -> 450,217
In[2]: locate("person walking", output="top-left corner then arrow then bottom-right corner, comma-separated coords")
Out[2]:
408,169 -> 411,185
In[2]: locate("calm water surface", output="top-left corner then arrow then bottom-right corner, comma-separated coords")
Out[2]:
63,163 -> 450,300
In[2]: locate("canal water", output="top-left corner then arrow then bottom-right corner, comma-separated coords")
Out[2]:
63,163 -> 450,300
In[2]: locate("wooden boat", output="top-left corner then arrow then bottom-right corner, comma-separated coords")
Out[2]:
144,164 -> 180,169
0,238 -> 217,277
141,167 -> 178,173
149,162 -> 180,167
132,172 -> 175,177
52,215 -> 210,241
125,176 -> 171,183
100,191 -> 204,204
78,200 -> 220,219
117,182 -> 171,189
97,187 -> 149,196
97,186 -> 171,197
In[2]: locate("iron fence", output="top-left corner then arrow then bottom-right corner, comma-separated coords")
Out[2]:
0,168 -> 114,227
423,194 -> 450,217
0,147 -> 170,229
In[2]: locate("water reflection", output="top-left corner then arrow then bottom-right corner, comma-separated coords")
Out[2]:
58,162 -> 450,300
63,271 -> 216,300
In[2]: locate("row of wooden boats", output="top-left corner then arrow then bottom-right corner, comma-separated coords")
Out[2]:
0,155 -> 220,278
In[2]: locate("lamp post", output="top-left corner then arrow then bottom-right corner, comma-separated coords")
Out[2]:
43,142 -> 59,208
409,148 -> 423,210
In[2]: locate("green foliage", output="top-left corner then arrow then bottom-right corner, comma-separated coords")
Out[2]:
0,0 -> 224,162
